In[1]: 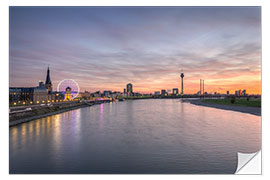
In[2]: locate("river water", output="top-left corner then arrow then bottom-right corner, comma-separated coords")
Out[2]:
9,99 -> 261,174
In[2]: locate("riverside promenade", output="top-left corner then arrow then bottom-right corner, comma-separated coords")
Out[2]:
9,99 -> 112,127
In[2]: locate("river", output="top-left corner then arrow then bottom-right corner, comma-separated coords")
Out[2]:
9,99 -> 261,174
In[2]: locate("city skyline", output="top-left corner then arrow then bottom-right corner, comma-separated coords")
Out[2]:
10,7 -> 261,94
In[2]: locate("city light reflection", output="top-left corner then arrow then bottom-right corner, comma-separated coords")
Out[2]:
99,104 -> 104,132
35,120 -> 40,137
52,114 -> 62,159
10,127 -> 18,151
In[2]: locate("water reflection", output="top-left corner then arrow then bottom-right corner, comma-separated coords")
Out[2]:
52,114 -> 61,156
10,128 -> 18,151
35,120 -> 40,137
99,104 -> 104,132
9,99 -> 261,174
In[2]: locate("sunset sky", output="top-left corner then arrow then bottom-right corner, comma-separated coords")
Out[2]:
9,7 -> 261,94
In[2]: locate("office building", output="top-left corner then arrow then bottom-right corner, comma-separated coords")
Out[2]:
173,88 -> 179,95
161,89 -> 167,96
126,83 -> 133,96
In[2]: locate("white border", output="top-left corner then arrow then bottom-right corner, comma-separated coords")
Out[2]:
2,0 -> 269,179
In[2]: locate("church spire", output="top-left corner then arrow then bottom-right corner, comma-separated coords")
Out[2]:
45,66 -> 51,84
45,66 -> 52,93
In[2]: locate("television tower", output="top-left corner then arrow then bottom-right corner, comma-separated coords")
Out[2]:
180,70 -> 184,95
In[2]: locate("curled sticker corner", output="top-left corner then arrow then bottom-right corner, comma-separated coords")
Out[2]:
235,150 -> 261,174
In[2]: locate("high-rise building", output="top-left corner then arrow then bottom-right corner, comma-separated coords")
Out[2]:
227,91 -> 230,95
45,67 -> 52,94
173,88 -> 179,95
242,89 -> 246,96
161,89 -> 167,96
126,83 -> 133,96
235,90 -> 241,96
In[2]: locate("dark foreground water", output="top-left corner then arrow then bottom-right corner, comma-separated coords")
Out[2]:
9,99 -> 261,174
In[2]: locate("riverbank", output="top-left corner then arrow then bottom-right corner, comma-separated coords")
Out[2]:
9,100 -> 110,127
186,99 -> 261,116
9,103 -> 89,127
202,98 -> 261,107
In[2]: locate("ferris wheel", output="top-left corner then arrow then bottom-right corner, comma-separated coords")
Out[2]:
57,79 -> 80,99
